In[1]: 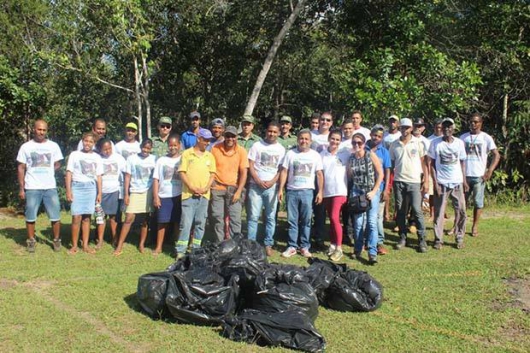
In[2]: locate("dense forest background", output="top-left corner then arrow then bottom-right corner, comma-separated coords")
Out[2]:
1,0 -> 529,205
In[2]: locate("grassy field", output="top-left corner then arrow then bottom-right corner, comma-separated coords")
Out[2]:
0,205 -> 529,353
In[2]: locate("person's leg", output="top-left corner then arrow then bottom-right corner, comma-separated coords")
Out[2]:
175,197 -> 195,255
247,184 -> 264,241
433,186 -> 449,247
108,215 -> 118,244
286,190 -> 300,250
323,198 -> 335,246
409,183 -> 427,250
24,189 -> 43,248
70,215 -> 82,254
114,213 -> 136,254
352,211 -> 366,256
191,197 -> 209,249
227,188 -> 242,238
331,196 -> 347,247
262,186 -> 279,248
139,214 -> 150,252
312,197 -> 326,248
154,223 -> 167,254
366,190 -> 381,260
451,186 -> 467,246
299,190 -> 314,253
43,188 -> 61,242
96,221 -> 106,249
468,177 -> 485,236
81,215 -> 94,253
377,200 -> 385,246
209,189 -> 226,243
393,182 -> 408,247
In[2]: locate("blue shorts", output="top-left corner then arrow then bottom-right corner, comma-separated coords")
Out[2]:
158,196 -> 182,224
101,191 -> 119,216
25,189 -> 61,222
466,177 -> 485,209
71,181 -> 97,216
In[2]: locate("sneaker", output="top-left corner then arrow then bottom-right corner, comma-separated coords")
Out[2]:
418,240 -> 427,253
281,247 -> 297,258
395,237 -> 406,250
456,241 -> 464,249
377,244 -> 388,255
409,225 -> 417,234
368,255 -> 378,265
330,248 -> 343,262
27,239 -> 36,253
300,248 -> 313,258
327,244 -> 337,257
176,252 -> 186,260
265,246 -> 274,257
53,238 -> 62,252
353,251 -> 362,261
433,241 -> 443,250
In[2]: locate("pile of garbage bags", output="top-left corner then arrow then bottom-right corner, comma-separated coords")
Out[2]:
137,236 -> 383,352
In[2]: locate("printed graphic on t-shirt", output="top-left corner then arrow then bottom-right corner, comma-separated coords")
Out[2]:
440,152 -> 459,165
163,164 -> 180,183
80,160 -> 98,177
30,152 -> 52,170
121,150 -> 136,160
261,152 -> 280,169
293,161 -> 313,177
465,141 -> 481,160
133,165 -> 152,182
103,161 -> 119,176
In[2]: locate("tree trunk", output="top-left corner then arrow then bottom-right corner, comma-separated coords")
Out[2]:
244,0 -> 307,116
141,53 -> 151,139
134,56 -> 143,139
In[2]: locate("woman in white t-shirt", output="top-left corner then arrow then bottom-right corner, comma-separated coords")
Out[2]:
321,130 -> 350,262
96,138 -> 126,249
152,135 -> 182,255
66,132 -> 103,254
114,139 -> 156,256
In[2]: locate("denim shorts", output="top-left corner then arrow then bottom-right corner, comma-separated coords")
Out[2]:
466,176 -> 485,209
157,196 -> 182,224
101,191 -> 119,216
71,181 -> 97,216
25,189 -> 61,222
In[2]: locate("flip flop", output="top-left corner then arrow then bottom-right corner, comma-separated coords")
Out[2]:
113,250 -> 122,257
83,247 -> 96,254
68,248 -> 79,255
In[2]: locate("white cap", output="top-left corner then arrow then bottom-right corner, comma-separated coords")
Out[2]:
400,118 -> 413,127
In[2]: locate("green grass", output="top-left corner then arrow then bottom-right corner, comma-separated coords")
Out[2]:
0,205 -> 529,353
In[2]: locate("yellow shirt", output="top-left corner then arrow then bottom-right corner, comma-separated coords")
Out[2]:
178,148 -> 216,200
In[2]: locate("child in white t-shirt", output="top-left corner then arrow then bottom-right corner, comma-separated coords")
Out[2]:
113,139 -> 156,256
66,132 -> 103,254
96,138 -> 126,249
152,135 -> 183,255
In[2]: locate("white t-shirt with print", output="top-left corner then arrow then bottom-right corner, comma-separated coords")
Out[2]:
320,149 -> 349,198
282,149 -> 323,190
100,153 -> 126,194
460,131 -> 497,177
153,156 -> 182,198
114,140 -> 141,160
428,137 -> 467,185
67,151 -> 103,183
125,154 -> 156,193
311,131 -> 330,152
17,139 -> 64,190
389,138 -> 426,183
413,135 -> 431,152
338,138 -> 352,154
248,140 -> 286,183
383,131 -> 401,150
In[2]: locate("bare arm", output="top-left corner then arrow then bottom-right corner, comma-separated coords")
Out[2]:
232,166 -> 248,203
368,153 -> 383,200
382,167 -> 391,202
484,148 -> 500,181
248,160 -> 265,188
152,178 -> 161,208
278,167 -> 288,203
17,163 -> 26,200
315,170 -> 324,205
65,171 -> 73,202
54,161 -> 61,171
429,157 -> 441,196
96,175 -> 102,203
461,160 -> 469,192
123,173 -> 131,205
421,155 -> 429,194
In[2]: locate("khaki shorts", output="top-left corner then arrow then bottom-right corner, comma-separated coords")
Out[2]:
125,189 -> 153,214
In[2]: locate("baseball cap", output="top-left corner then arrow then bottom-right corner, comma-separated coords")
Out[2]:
442,117 -> 455,125
388,115 -> 399,121
159,116 -> 172,125
371,124 -> 385,134
280,116 -> 292,123
224,126 -> 238,136
400,118 -> 413,127
198,129 -> 213,140
211,118 -> 225,127
241,115 -> 255,124
189,111 -> 201,119
125,122 -> 138,130
414,118 -> 426,126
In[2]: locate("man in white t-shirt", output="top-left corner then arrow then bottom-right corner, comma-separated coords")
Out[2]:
77,118 -> 112,151
351,110 -> 371,141
383,114 -> 401,222
17,119 -> 64,253
389,118 -> 429,253
460,113 -> 500,237
247,121 -> 286,256
114,122 -> 141,160
279,129 -> 323,258
428,118 -> 468,249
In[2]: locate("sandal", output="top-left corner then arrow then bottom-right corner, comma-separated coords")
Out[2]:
95,241 -> 103,251
83,247 -> 96,254
113,249 -> 122,257
68,247 -> 79,255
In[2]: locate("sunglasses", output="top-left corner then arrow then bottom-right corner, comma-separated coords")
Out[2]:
159,124 -> 171,129
352,141 -> 364,146
320,118 -> 332,122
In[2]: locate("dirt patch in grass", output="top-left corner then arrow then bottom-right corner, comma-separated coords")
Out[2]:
0,278 -> 19,289
505,277 -> 530,313
0,207 -> 22,220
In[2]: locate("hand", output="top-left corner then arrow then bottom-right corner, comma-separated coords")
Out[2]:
96,194 -> 102,204
66,191 -> 73,203
315,192 -> 323,205
463,182 -> 469,193
366,191 -> 374,201
19,190 -> 25,201
421,181 -> 429,194
124,195 -> 130,206
278,190 -> 284,203
483,170 -> 493,181
153,196 -> 161,209
231,190 -> 241,204
434,183 -> 442,197
382,190 -> 390,202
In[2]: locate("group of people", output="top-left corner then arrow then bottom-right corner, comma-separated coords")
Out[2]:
17,110 -> 499,264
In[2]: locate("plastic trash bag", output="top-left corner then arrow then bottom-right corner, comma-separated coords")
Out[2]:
325,269 -> 383,312
136,272 -> 173,319
222,309 -> 326,353
251,266 -> 319,322
165,268 -> 240,325
304,258 -> 347,303
219,238 -> 268,284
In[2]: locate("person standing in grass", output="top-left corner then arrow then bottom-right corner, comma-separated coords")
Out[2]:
66,132 -> 103,254
428,118 -> 468,250
278,129 -> 324,259
113,139 -> 156,256
348,133 -> 383,265
320,129 -> 349,262
174,129 -> 216,259
96,138 -> 126,249
17,119 -> 64,253
114,122 -> 141,160
247,121 -> 286,256
152,135 -> 183,255
460,113 -> 500,237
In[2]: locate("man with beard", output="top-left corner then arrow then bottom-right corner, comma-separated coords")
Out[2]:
181,111 -> 208,150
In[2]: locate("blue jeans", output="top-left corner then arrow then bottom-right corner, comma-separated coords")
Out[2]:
25,189 -> 61,222
247,183 -> 278,246
351,188 -> 381,257
393,181 -> 425,239
175,196 -> 208,253
286,189 -> 313,250
466,176 -> 485,209
377,200 -> 385,244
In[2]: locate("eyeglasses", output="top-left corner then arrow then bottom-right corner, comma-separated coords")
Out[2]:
352,141 -> 364,146
159,124 -> 171,129
320,118 -> 332,122
190,117 -> 200,121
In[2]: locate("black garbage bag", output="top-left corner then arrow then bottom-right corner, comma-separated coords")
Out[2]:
251,266 -> 319,322
165,267 -> 240,325
136,272 -> 174,319
304,258 -> 347,303
222,309 -> 325,353
325,269 -> 383,312
219,238 -> 268,284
